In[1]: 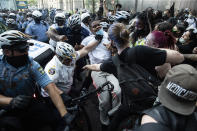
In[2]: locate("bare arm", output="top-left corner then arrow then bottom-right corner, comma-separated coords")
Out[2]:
103,0 -> 109,17
78,40 -> 100,58
0,95 -> 12,106
44,83 -> 67,117
46,28 -> 67,42
83,64 -> 101,71
161,49 -> 184,65
183,54 -> 197,61
141,115 -> 157,125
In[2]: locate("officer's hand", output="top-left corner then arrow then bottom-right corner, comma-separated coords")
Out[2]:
95,34 -> 103,42
57,113 -> 76,131
9,95 -> 32,110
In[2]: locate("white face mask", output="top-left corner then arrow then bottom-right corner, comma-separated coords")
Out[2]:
58,25 -> 64,28
179,37 -> 185,44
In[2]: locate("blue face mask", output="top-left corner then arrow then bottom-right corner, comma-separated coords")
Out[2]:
96,28 -> 104,35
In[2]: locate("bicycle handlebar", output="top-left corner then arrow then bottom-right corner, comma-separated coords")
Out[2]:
71,81 -> 114,104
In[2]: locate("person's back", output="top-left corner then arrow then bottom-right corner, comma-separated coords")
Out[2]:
136,64 -> 197,131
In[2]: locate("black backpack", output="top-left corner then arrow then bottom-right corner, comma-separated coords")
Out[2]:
112,53 -> 160,112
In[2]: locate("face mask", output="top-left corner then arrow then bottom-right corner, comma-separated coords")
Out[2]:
5,54 -> 29,68
96,28 -> 104,35
179,37 -> 185,44
58,25 -> 64,28
34,18 -> 41,24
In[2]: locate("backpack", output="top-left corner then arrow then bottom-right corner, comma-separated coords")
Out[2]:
112,52 -> 160,112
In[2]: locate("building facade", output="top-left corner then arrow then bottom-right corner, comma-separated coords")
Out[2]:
0,0 -> 17,10
37,0 -> 84,12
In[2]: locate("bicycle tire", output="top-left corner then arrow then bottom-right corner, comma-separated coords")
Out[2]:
70,105 -> 92,131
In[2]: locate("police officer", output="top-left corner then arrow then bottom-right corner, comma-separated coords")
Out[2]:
0,30 -> 74,131
47,12 -> 68,48
25,10 -> 49,43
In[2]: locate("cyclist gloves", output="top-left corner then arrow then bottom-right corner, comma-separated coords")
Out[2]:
9,95 -> 32,110
57,112 -> 76,131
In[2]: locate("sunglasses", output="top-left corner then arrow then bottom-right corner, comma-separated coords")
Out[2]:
14,46 -> 29,53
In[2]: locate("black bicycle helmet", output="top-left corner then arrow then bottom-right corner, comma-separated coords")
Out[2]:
0,30 -> 33,49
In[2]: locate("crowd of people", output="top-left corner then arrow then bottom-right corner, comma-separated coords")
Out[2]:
0,1 -> 197,131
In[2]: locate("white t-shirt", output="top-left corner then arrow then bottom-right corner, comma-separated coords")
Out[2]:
43,52 -> 80,96
81,31 -> 111,64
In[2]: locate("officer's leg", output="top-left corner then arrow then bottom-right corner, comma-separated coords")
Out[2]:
91,71 -> 111,126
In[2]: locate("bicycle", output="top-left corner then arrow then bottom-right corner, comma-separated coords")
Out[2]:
65,81 -> 114,131
0,81 -> 114,131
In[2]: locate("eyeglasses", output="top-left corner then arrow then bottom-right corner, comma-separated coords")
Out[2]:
57,56 -> 72,65
14,46 -> 29,53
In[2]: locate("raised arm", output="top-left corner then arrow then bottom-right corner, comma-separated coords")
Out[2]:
78,39 -> 100,58
103,0 -> 109,17
46,28 -> 67,42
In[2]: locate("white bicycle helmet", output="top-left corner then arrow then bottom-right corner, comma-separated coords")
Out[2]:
32,10 -> 42,18
55,13 -> 65,22
6,18 -> 16,25
100,22 -> 109,29
115,11 -> 130,21
0,30 -> 32,49
81,12 -> 90,21
9,13 -> 16,19
56,42 -> 76,60
67,14 -> 81,29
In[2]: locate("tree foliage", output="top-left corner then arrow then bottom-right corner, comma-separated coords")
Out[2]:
27,0 -> 37,6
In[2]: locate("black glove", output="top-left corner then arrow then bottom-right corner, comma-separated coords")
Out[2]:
57,113 -> 76,131
9,95 -> 32,110
62,112 -> 76,125
95,34 -> 103,42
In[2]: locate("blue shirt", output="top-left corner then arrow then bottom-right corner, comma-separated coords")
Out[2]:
0,56 -> 52,97
25,20 -> 49,42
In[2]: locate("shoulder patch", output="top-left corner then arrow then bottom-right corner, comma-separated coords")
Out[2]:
48,68 -> 55,75
37,67 -> 45,75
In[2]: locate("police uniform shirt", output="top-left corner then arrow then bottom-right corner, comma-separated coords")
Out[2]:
25,20 -> 49,42
44,52 -> 80,94
0,56 -> 52,97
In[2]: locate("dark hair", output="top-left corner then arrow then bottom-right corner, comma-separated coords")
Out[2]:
188,29 -> 197,41
116,4 -> 122,9
167,17 -> 177,26
131,12 -> 150,45
155,21 -> 173,32
108,23 -> 130,48
176,24 -> 186,34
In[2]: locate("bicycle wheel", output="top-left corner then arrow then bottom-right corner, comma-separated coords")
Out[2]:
70,106 -> 92,131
